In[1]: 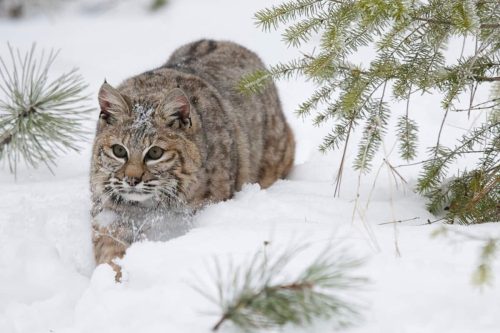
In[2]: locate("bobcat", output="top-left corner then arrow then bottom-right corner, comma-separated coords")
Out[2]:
90,40 -> 295,278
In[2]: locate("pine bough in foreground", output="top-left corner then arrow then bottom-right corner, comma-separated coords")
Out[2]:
240,0 -> 499,224
194,243 -> 367,331
0,44 -> 93,174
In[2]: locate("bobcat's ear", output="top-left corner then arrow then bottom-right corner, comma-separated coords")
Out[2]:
160,88 -> 192,128
98,81 -> 129,124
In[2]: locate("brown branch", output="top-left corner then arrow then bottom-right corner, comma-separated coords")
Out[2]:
0,106 -> 38,149
212,313 -> 230,332
413,17 -> 500,29
274,281 -> 314,291
0,132 -> 12,148
474,76 -> 500,82
480,23 -> 500,29
465,176 -> 500,212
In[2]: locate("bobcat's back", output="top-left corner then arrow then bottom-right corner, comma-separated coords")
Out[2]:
164,40 -> 295,190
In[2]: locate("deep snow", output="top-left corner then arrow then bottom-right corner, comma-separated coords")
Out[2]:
1,1 -> 499,333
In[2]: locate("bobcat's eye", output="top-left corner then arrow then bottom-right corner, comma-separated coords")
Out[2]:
112,144 -> 127,159
146,146 -> 164,160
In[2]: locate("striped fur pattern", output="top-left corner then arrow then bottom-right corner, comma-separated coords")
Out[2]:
90,40 -> 295,278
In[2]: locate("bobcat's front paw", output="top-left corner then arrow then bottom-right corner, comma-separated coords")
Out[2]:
93,226 -> 128,282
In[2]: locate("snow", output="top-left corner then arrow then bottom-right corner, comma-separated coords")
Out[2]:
1,1 -> 499,333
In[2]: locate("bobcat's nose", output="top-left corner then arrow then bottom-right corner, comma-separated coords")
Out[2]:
124,162 -> 144,187
125,176 -> 141,187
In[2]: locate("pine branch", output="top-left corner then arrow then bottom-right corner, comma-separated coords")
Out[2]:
0,44 -> 93,174
354,82 -> 389,172
474,75 -> 500,81
397,115 -> 419,161
296,84 -> 335,118
237,69 -> 271,95
417,120 -> 499,194
255,0 -> 325,32
244,0 -> 500,224
238,58 -> 309,94
195,242 -> 367,332
283,16 -> 327,47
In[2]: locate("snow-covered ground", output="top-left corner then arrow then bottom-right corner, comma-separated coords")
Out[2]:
1,1 -> 499,332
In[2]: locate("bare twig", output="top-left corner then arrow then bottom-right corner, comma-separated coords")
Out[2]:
418,217 -> 446,226
452,98 -> 500,112
334,120 -> 352,197
468,81 -> 479,118
383,158 -> 408,186
378,216 -> 420,225
435,107 -> 450,155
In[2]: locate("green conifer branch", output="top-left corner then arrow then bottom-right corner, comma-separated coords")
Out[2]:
195,242 -> 367,332
354,82 -> 389,172
296,85 -> 335,118
283,16 -> 327,47
238,58 -> 309,94
0,44 -> 93,174
255,0 -> 325,32
417,110 -> 499,223
241,0 -> 499,220
397,115 -> 419,161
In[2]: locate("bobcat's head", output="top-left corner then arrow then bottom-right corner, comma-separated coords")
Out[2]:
90,82 -> 201,208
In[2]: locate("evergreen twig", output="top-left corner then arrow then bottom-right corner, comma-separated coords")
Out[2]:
194,242 -> 367,332
0,44 -> 93,174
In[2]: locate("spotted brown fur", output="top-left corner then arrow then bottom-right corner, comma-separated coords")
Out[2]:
90,40 -> 295,279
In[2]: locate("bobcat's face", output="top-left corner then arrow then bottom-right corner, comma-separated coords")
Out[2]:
94,125 -> 181,204
91,83 -> 201,207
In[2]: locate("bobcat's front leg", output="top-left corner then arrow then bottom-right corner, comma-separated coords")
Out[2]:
92,225 -> 130,281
